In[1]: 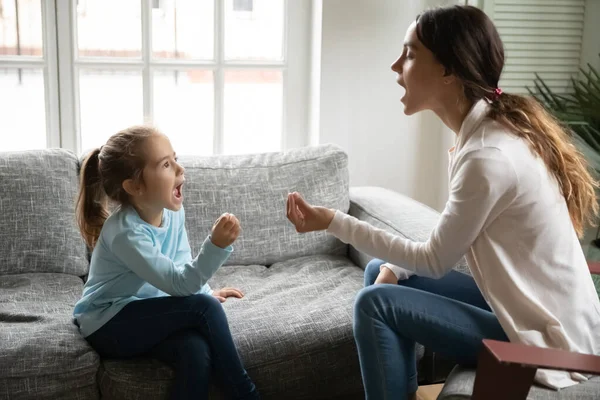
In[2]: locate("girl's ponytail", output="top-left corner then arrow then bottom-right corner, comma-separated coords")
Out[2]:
76,148 -> 109,249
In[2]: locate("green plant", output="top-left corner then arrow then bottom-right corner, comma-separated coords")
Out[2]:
530,56 -> 600,284
528,55 -> 600,159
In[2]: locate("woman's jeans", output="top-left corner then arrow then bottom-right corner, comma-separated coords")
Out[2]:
353,259 -> 508,400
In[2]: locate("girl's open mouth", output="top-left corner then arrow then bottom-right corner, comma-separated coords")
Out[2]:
173,184 -> 183,199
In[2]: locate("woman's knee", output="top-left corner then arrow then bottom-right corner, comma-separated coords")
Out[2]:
353,284 -> 414,324
353,285 -> 387,339
353,285 -> 385,319
364,258 -> 386,286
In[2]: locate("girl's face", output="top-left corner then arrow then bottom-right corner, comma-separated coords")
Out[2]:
390,21 -> 450,115
130,133 -> 186,215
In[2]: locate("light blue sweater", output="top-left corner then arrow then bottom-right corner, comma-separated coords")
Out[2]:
73,206 -> 232,337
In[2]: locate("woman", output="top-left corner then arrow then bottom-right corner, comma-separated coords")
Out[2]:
286,5 -> 600,400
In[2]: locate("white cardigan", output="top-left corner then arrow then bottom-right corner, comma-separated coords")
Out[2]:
327,99 -> 600,389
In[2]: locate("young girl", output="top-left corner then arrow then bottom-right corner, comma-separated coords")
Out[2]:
73,126 -> 259,400
286,5 -> 600,400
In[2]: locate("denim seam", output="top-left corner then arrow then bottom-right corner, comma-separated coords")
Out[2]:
370,315 -> 391,400
375,305 -> 492,346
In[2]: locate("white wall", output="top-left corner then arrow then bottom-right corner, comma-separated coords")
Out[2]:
315,0 -> 459,210
312,0 -> 598,211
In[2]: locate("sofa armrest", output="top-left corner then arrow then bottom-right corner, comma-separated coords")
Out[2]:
588,261 -> 600,275
482,339 -> 600,375
347,186 -> 469,273
471,340 -> 600,400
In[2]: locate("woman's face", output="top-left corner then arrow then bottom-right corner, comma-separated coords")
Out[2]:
391,21 -> 449,115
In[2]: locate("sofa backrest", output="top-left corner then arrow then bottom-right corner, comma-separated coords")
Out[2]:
0,149 -> 88,276
180,144 -> 350,265
0,145 -> 349,275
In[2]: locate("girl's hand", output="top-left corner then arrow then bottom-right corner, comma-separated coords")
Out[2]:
213,287 -> 244,303
211,213 -> 241,248
374,266 -> 399,285
286,192 -> 335,233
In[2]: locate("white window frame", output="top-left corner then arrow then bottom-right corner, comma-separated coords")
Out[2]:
50,0 -> 309,154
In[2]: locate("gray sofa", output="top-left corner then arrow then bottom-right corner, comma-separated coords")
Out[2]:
0,144 -> 458,399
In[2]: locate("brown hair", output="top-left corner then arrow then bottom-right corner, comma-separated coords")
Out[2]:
76,125 -> 158,248
416,5 -> 598,237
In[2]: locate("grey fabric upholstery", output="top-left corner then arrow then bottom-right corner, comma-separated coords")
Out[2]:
179,144 -> 350,266
0,149 -> 88,276
348,186 -> 469,275
0,273 -> 100,399
96,256 -> 424,399
98,256 -> 365,399
439,366 -> 600,400
0,145 -> 462,399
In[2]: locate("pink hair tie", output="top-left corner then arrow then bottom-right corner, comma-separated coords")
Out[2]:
492,87 -> 503,101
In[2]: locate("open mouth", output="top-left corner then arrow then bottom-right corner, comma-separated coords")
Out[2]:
173,183 -> 183,199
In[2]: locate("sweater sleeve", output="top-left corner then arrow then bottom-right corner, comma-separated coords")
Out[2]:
173,207 -> 214,295
383,263 -> 416,280
327,148 -> 517,278
111,228 -> 231,296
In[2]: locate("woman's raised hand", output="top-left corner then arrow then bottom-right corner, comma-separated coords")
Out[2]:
286,192 -> 335,233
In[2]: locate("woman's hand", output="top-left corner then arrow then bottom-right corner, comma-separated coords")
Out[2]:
213,287 -> 244,303
374,265 -> 399,285
286,192 -> 335,233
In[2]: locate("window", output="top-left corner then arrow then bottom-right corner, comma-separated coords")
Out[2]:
469,0 -> 586,94
1,0 -> 309,155
233,0 -> 253,13
0,0 -> 59,151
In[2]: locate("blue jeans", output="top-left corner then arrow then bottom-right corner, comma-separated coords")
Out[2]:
85,294 -> 259,400
353,259 -> 508,400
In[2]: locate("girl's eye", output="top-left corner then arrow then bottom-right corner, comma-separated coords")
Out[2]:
174,157 -> 179,162
164,161 -> 170,168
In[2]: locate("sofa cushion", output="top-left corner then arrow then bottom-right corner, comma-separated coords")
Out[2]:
0,273 -> 100,399
0,149 -> 88,276
439,366 -> 600,399
97,255 -> 430,399
179,144 -> 350,266
97,256 -> 369,399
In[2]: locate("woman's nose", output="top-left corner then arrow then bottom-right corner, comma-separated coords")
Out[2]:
391,58 -> 401,73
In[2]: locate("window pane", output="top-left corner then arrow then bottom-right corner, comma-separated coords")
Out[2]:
152,0 -> 214,60
153,70 -> 214,155
0,0 -> 43,56
224,0 -> 283,61
223,70 -> 282,155
77,0 -> 141,58
0,68 -> 46,150
79,70 -> 143,152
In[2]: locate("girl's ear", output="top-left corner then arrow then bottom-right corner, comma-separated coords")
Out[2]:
122,179 -> 143,197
